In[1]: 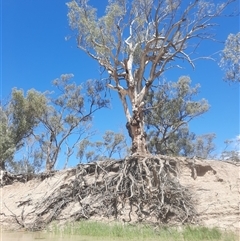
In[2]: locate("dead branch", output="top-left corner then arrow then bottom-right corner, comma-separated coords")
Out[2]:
2,155 -> 197,230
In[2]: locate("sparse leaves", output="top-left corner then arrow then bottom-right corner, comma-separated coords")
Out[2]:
220,32 -> 240,82
145,76 -> 210,156
37,74 -> 109,171
1,75 -> 109,173
77,130 -> 128,162
220,136 -> 240,162
190,133 -> 216,159
67,0 -> 236,154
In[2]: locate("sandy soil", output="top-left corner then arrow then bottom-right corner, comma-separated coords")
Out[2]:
0,157 -> 239,234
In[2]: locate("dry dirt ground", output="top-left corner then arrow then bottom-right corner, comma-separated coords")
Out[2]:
0,157 -> 239,235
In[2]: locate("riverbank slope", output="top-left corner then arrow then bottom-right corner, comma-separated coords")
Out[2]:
1,156 -> 239,232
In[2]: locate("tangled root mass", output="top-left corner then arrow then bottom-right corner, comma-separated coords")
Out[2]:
1,155 -> 197,230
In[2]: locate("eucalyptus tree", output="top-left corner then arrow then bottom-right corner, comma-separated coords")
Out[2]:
7,135 -> 44,174
220,137 -> 240,162
220,32 -> 240,83
77,130 -> 128,162
67,0 -> 236,155
36,74 -> 109,172
145,76 -> 210,156
98,130 -> 128,159
0,107 -> 15,171
0,89 -> 47,171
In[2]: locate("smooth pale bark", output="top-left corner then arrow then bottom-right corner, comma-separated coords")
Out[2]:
67,0 -> 236,155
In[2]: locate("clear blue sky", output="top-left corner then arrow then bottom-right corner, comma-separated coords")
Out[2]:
1,0 -> 239,166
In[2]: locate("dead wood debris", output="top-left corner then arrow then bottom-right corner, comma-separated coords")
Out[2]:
0,171 -> 30,186
0,171 -> 56,187
2,155 -> 197,231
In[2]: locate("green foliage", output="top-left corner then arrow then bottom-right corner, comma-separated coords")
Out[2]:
67,0 -> 236,155
77,130 -> 128,162
0,89 -> 47,170
51,221 -> 177,240
220,136 -> 240,162
96,130 -> 128,159
0,107 -> 15,170
67,0 -> 126,57
67,0 -> 234,63
1,74 -> 109,173
10,89 -> 47,146
66,0 -> 237,83
145,76 -> 212,157
50,221 -> 238,241
182,226 -> 222,241
191,133 -> 216,159
36,74 -> 109,171
7,136 -> 44,174
220,32 -> 240,83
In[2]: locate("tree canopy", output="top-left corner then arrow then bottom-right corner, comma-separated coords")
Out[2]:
145,76 -> 210,156
1,0 -> 237,174
0,89 -> 47,171
0,75 -> 109,172
29,74 -> 109,172
67,0 -> 237,155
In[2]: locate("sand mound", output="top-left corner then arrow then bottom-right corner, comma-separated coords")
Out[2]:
0,157 -> 239,232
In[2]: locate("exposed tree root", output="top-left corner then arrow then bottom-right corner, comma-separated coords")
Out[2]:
2,155 -> 197,231
0,171 -> 30,186
0,170 -> 56,187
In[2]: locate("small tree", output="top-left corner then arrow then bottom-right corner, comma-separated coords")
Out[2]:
190,133 -> 216,159
220,32 -> 240,83
67,0 -> 236,155
145,76 -> 209,156
0,89 -> 47,171
97,130 -> 128,159
220,137 -> 240,162
7,136 -> 44,174
36,74 -> 109,172
77,130 -> 128,162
